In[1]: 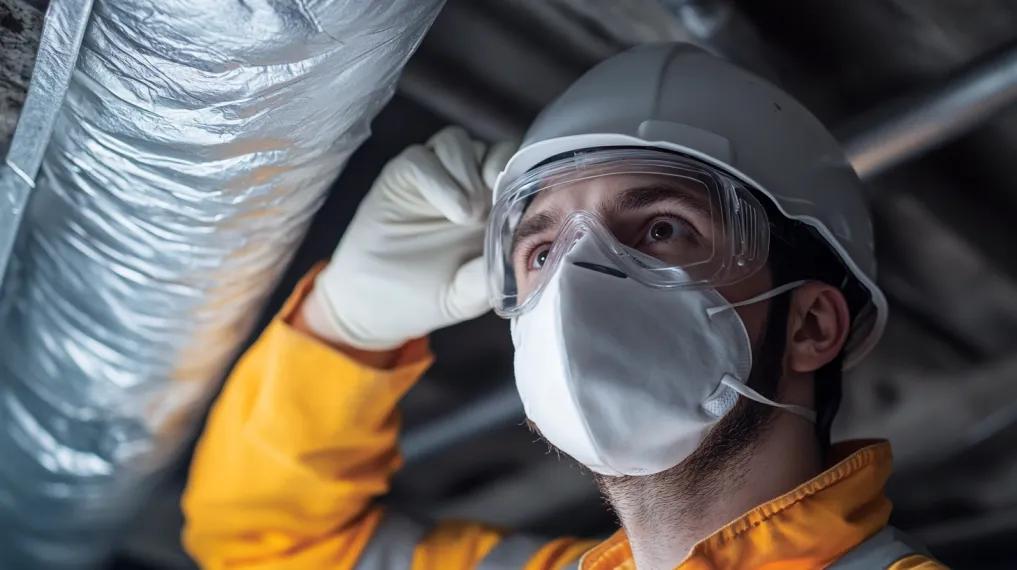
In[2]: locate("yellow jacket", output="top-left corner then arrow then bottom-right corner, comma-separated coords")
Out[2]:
182,273 -> 945,570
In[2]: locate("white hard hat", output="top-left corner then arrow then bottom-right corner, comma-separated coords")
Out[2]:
493,42 -> 887,368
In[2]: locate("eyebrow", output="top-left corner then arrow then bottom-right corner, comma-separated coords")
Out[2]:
511,210 -> 559,256
508,183 -> 712,255
607,184 -> 711,218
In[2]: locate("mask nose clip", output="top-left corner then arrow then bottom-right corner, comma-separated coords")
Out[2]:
572,261 -> 628,279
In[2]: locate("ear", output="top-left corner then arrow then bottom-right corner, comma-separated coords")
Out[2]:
786,281 -> 851,373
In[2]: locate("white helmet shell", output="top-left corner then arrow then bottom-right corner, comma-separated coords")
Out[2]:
494,43 -> 887,368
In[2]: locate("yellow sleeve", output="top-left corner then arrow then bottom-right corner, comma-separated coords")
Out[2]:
181,270 -> 432,569
181,270 -> 597,570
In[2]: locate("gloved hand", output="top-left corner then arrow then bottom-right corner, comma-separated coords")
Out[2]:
302,126 -> 516,350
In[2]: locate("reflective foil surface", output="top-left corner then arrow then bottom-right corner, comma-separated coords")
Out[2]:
0,1 -> 443,566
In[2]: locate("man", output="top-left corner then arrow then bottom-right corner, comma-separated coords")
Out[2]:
183,44 -> 945,569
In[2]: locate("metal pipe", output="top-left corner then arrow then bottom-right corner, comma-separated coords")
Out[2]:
399,65 -> 525,143
842,42 -> 1017,179
402,383 -> 524,465
658,0 -> 780,82
0,1 -> 444,567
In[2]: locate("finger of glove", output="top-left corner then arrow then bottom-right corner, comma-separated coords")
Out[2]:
442,256 -> 491,323
482,140 -> 519,191
427,126 -> 489,223
472,140 -> 486,163
387,143 -> 478,226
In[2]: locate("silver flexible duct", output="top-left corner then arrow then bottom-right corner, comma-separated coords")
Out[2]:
0,1 -> 444,567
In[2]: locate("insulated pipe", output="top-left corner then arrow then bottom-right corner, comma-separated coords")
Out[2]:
0,1 -> 444,567
842,42 -> 1017,179
402,383 -> 524,465
401,41 -> 1017,465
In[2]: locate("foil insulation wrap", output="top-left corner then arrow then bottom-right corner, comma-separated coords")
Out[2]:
0,0 -> 444,567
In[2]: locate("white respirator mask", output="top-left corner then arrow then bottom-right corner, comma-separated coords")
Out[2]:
510,234 -> 814,477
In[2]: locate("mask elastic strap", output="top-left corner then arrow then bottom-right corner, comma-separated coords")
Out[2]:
708,279 -> 815,423
721,375 -> 817,423
705,280 -> 808,318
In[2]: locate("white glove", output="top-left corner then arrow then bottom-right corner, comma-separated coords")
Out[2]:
302,126 -> 516,350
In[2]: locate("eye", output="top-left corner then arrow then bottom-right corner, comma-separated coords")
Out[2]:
528,245 -> 551,270
643,217 -> 688,243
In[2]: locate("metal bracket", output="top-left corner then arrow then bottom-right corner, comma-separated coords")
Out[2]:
0,0 -> 95,288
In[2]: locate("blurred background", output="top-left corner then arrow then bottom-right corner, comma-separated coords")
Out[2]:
4,0 -> 1017,568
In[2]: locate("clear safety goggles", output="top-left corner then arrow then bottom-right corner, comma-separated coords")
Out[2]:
486,148 -> 771,317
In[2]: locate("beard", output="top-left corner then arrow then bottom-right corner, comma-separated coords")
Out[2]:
527,290 -> 791,527
590,385 -> 778,528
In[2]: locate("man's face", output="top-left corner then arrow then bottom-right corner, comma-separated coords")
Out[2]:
510,171 -> 786,493
509,172 -> 774,348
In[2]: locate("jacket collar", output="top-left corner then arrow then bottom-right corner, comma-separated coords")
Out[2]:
580,440 -> 893,570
